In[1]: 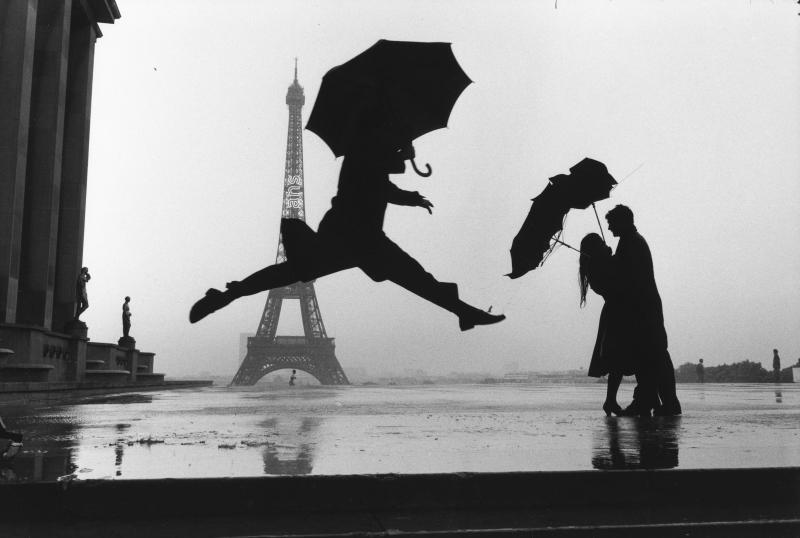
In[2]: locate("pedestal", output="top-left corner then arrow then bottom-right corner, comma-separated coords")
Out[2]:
118,336 -> 136,349
64,319 -> 88,339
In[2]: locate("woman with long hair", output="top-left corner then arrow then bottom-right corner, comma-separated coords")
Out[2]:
579,233 -> 633,416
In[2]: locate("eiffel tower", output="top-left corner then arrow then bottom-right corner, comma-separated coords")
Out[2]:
231,61 -> 348,386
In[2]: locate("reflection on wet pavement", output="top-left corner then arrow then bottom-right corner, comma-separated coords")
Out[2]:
0,383 -> 798,482
592,417 -> 680,470
261,417 -> 318,475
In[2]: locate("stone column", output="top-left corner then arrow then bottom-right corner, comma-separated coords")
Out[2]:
0,0 -> 38,323
53,21 -> 96,332
66,336 -> 87,382
17,0 -> 72,329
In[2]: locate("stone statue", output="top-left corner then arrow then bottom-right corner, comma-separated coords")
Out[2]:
75,267 -> 91,319
122,296 -> 131,337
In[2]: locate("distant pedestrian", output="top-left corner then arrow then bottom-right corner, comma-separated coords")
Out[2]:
696,359 -> 705,383
773,349 -> 781,383
289,370 -> 297,387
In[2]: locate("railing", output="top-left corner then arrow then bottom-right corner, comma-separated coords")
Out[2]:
248,336 -> 335,347
274,336 -> 307,346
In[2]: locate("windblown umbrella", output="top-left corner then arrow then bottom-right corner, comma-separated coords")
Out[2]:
507,158 -> 617,279
306,39 -> 471,176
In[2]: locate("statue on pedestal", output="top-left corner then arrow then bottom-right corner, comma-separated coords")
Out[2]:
122,296 -> 131,337
65,267 -> 91,337
118,296 -> 135,349
75,267 -> 91,319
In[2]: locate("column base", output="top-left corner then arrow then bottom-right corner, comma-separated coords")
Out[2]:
64,319 -> 88,339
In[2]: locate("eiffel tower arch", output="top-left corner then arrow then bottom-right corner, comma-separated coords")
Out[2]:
231,61 -> 348,387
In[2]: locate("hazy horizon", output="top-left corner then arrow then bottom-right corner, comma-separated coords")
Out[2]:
81,0 -> 799,379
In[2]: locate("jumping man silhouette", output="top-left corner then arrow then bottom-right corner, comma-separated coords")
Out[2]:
190,124 -> 504,332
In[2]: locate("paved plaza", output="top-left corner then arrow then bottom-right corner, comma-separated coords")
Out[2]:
1,382 -> 797,482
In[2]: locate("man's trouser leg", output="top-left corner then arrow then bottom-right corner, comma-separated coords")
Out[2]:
231,250 -> 355,297
633,358 -> 660,414
656,350 -> 681,412
359,238 -> 462,314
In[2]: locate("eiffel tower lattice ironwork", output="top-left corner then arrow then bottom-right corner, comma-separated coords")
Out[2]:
231,61 -> 348,386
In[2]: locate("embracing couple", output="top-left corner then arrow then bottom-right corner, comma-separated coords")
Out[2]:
579,205 -> 682,418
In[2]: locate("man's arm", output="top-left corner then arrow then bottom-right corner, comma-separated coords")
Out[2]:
385,181 -> 433,213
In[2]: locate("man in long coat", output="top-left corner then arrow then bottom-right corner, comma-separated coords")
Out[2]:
606,205 -> 681,416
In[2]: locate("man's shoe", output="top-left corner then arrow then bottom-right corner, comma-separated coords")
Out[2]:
619,402 -> 652,418
654,403 -> 682,416
458,307 -> 505,331
189,289 -> 234,323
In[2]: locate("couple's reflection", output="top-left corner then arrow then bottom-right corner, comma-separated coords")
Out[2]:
261,417 -> 318,475
592,417 -> 681,470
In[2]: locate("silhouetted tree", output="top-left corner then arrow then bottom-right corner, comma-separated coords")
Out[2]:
674,360 -> 775,383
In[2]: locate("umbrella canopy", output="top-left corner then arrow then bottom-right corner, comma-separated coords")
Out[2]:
306,40 -> 472,158
507,158 -> 617,279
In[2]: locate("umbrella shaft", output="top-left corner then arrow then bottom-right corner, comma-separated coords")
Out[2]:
552,237 -> 583,255
592,203 -> 606,243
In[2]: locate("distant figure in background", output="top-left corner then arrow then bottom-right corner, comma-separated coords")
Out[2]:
605,205 -> 681,417
75,267 -> 91,319
122,297 -> 132,338
579,233 -> 635,416
289,370 -> 297,387
696,359 -> 705,383
773,349 -> 781,383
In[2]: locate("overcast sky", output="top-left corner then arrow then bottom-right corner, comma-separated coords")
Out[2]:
82,0 -> 799,378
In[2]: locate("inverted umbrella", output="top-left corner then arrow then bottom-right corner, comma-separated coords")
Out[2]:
306,39 -> 472,175
507,158 -> 617,279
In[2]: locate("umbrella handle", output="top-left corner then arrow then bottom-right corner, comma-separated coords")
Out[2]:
410,158 -> 432,177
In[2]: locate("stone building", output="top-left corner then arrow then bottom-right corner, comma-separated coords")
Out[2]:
0,1 -> 168,392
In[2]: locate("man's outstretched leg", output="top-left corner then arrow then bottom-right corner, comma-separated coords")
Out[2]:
189,262 -> 299,323
366,239 -> 505,331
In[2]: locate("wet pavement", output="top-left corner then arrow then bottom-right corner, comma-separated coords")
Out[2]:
0,382 -> 797,482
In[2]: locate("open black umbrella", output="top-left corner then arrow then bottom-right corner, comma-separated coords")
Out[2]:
306,40 -> 471,175
507,158 -> 617,279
